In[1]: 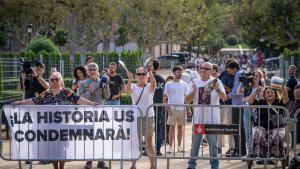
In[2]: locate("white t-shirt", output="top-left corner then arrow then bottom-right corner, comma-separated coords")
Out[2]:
188,78 -> 225,124
164,80 -> 189,111
131,83 -> 154,117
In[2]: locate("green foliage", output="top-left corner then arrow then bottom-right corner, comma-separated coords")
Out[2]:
238,0 -> 300,51
26,37 -> 60,55
120,93 -> 132,105
115,26 -> 129,48
52,28 -> 68,47
225,34 -> 238,46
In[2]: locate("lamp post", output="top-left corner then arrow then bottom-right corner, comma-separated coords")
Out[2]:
27,24 -> 33,45
113,32 -> 120,61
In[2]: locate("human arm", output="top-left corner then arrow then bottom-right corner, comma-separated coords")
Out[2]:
32,68 -> 49,90
125,72 -> 133,94
12,99 -> 35,106
148,72 -> 157,92
282,86 -> 289,105
213,80 -> 227,100
248,86 -> 263,104
294,86 -> 300,99
185,81 -> 197,104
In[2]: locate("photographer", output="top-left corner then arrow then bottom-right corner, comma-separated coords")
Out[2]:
18,62 -> 49,99
237,70 -> 265,156
78,63 -> 110,169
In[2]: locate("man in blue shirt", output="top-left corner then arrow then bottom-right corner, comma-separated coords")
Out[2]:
226,61 -> 246,157
286,65 -> 298,111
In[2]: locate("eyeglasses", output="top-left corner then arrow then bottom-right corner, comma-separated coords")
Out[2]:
50,78 -> 60,82
136,73 -> 147,76
88,68 -> 97,71
200,67 -> 212,71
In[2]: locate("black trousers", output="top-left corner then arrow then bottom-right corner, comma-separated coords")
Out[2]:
232,107 -> 246,154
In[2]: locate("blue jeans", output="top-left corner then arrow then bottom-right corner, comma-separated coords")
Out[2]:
188,133 -> 219,169
155,111 -> 165,152
105,99 -> 120,105
243,103 -> 257,154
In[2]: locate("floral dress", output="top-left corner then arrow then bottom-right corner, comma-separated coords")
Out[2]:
32,88 -> 80,105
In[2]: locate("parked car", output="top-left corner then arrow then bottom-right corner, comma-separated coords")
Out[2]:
168,52 -> 195,63
264,57 -> 280,70
157,54 -> 181,68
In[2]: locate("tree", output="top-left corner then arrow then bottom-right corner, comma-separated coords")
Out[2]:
0,0 -> 67,49
115,26 -> 129,50
26,37 -> 60,55
225,34 -> 238,46
238,0 -> 300,51
52,28 -> 68,48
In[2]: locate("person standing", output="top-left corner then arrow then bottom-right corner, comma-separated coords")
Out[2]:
226,61 -> 247,157
148,59 -> 166,156
164,66 -> 189,153
78,63 -> 110,169
106,62 -> 125,105
286,65 -> 298,112
186,62 -> 226,169
126,67 -> 156,169
13,72 -> 96,169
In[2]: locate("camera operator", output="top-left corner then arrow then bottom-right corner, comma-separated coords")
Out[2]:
18,62 -> 49,99
78,63 -> 110,169
237,70 -> 265,156
225,61 -> 247,157
18,61 -> 49,165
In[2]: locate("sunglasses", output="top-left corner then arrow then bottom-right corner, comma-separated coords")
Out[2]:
88,68 -> 97,71
50,78 -> 60,82
200,67 -> 212,71
136,73 -> 147,76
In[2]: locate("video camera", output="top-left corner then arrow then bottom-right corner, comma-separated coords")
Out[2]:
19,58 -> 33,75
239,72 -> 253,90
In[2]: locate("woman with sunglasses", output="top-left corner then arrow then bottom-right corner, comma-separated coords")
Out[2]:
72,66 -> 88,94
12,71 -> 96,169
126,67 -> 156,169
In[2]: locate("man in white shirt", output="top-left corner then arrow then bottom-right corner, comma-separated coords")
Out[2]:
164,66 -> 189,153
185,62 -> 226,169
125,67 -> 156,169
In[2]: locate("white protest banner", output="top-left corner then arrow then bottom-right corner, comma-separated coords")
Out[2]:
3,105 -> 140,160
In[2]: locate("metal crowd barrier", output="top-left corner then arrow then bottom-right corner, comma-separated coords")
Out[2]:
292,108 -> 300,162
146,104 -> 292,169
0,105 -> 143,169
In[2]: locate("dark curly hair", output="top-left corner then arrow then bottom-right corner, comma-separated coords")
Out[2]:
73,66 -> 88,81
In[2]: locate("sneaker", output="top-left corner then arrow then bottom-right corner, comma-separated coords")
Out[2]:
167,146 -> 173,154
97,161 -> 108,168
156,151 -> 163,156
39,161 -> 50,165
84,161 -> 93,169
177,146 -> 184,152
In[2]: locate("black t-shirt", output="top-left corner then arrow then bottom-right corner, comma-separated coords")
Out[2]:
153,73 -> 165,104
21,76 -> 47,99
286,76 -> 298,101
108,74 -> 124,100
252,99 -> 285,130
